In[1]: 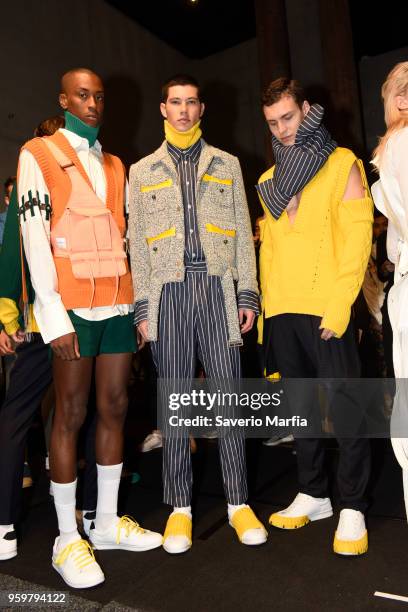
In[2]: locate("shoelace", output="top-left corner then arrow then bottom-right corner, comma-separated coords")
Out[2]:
55,539 -> 96,570
116,515 -> 145,544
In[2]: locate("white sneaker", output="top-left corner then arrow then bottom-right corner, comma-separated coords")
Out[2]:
333,509 -> 368,556
52,537 -> 105,589
0,528 -> 17,561
269,493 -> 333,529
140,430 -> 163,452
263,434 -> 294,447
90,515 -> 163,551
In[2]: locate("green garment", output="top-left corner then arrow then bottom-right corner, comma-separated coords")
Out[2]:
64,111 -> 100,147
0,183 -> 34,326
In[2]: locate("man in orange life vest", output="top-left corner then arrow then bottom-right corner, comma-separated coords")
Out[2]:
18,68 -> 162,589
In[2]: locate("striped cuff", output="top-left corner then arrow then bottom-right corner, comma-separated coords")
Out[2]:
256,180 -> 286,220
237,290 -> 260,314
134,299 -> 148,326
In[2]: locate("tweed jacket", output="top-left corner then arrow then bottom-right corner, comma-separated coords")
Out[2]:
128,140 -> 258,345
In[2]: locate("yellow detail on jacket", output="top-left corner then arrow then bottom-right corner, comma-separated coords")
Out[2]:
202,174 -> 233,185
205,223 -> 236,237
140,179 -> 173,193
146,227 -> 176,244
257,148 -> 373,338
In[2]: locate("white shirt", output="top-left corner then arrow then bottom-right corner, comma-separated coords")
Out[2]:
19,128 -> 132,344
372,128 -> 408,276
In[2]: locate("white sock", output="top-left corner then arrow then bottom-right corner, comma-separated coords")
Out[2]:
52,480 -> 81,549
95,463 -> 122,531
228,503 -> 247,520
172,506 -> 192,518
0,524 -> 14,538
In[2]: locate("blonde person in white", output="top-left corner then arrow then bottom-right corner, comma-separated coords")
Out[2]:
372,61 -> 408,521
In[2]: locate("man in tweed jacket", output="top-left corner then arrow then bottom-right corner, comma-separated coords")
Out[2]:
129,74 -> 267,554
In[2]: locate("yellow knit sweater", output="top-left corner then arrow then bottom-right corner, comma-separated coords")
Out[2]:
0,299 -> 39,334
258,147 -> 373,338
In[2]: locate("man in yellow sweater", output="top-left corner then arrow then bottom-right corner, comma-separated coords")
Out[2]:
257,78 -> 373,556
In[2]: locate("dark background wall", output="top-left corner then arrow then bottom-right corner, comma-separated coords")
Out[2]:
1,0 -> 406,216
0,0 -> 266,218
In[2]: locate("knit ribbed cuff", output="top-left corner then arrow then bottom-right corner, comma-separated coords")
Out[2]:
237,290 -> 260,314
320,300 -> 351,339
4,318 -> 20,335
134,299 -> 148,326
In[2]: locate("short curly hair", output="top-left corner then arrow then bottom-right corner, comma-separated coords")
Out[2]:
262,77 -> 305,108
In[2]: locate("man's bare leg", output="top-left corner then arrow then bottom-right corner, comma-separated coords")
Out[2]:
92,353 -> 131,532
94,352 -> 132,466
89,352 -> 163,551
50,356 -> 93,482
50,356 -> 93,551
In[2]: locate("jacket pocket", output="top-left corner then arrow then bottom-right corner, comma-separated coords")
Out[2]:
146,227 -> 176,245
205,223 -> 236,237
140,179 -> 173,193
202,174 -> 233,186
202,174 -> 233,208
146,227 -> 176,268
205,223 -> 236,265
141,179 -> 173,213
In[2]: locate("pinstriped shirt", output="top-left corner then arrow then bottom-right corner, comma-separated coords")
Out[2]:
167,140 -> 205,264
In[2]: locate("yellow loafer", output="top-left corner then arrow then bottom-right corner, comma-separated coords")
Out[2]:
163,513 -> 192,554
230,506 -> 268,545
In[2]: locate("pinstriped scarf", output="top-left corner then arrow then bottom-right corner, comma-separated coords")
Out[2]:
257,104 -> 337,220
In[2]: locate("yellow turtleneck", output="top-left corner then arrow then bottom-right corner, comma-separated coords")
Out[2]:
164,120 -> 202,149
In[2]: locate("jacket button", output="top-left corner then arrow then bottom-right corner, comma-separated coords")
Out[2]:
220,188 -> 224,193
176,206 -> 181,211
176,272 -> 181,278
152,194 -> 156,200
153,246 -> 158,252
224,239 -> 228,244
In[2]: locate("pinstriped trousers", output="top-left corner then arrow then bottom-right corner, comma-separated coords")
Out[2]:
150,271 -> 248,506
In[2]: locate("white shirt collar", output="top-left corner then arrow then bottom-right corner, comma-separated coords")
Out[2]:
59,128 -> 102,156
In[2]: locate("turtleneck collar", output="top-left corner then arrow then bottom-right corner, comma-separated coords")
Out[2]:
164,119 -> 202,150
64,111 -> 100,148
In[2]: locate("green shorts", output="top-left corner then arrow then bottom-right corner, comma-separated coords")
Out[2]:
68,311 -> 137,357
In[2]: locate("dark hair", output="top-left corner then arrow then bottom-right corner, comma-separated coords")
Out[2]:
262,77 -> 305,108
161,74 -> 201,102
60,68 -> 102,93
4,176 -> 16,191
34,115 -> 65,137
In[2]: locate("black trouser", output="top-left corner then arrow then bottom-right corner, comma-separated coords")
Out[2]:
0,335 -> 52,524
0,335 -> 97,525
267,314 -> 370,512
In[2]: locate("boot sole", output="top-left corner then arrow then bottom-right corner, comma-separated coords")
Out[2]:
270,508 -> 333,529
